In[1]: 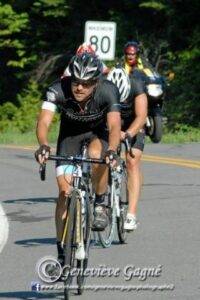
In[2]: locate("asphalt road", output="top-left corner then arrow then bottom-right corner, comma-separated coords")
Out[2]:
0,143 -> 200,300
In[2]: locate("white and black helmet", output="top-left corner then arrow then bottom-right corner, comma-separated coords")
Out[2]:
69,53 -> 103,81
107,68 -> 131,102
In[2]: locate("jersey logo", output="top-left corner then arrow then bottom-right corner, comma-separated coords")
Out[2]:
46,91 -> 56,102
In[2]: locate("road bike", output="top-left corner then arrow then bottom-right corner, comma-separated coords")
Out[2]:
97,138 -> 134,248
39,140 -> 105,300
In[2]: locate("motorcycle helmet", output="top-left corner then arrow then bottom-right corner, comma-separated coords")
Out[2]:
69,53 -> 103,81
107,68 -> 131,102
124,41 -> 140,66
76,42 -> 96,55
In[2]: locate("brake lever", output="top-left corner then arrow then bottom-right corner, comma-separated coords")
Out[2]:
124,137 -> 135,158
39,163 -> 46,181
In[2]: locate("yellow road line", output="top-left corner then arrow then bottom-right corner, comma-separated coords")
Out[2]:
0,145 -> 37,150
0,144 -> 56,151
0,145 -> 200,169
143,154 -> 200,165
142,157 -> 200,169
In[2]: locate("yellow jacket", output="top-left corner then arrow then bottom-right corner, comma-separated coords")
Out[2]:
124,57 -> 155,78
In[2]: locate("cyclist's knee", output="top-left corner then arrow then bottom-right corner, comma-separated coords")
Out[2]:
58,190 -> 67,202
88,140 -> 103,158
57,191 -> 70,211
89,148 -> 101,158
126,157 -> 141,173
127,149 -> 142,166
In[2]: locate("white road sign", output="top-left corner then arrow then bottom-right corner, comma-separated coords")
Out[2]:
84,21 -> 117,60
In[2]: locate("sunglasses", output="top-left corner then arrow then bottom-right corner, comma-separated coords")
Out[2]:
72,79 -> 97,87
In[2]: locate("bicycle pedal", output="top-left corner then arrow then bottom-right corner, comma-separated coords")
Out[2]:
75,243 -> 85,260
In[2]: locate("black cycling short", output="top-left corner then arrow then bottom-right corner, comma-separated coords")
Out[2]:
56,129 -> 109,168
122,117 -> 145,152
130,131 -> 145,151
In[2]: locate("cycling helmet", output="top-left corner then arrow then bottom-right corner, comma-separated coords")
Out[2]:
107,68 -> 131,102
69,53 -> 103,81
76,42 -> 96,55
124,41 -> 140,65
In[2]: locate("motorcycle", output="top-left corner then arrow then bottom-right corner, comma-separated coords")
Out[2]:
145,73 -> 167,143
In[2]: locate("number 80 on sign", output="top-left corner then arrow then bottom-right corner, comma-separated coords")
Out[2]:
84,21 -> 117,61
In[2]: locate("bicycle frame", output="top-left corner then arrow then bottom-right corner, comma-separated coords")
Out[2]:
47,154 -> 105,252
39,151 -> 105,299
97,138 -> 132,247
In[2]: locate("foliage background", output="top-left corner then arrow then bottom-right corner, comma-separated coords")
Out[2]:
0,0 -> 199,140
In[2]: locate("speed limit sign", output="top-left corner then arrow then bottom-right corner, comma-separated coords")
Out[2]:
84,21 -> 117,60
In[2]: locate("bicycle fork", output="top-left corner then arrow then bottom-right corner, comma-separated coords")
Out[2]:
75,193 -> 86,260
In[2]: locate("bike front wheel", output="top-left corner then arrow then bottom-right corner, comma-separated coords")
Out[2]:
63,190 -> 78,300
76,191 -> 91,295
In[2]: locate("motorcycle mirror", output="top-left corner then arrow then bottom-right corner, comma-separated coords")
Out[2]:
168,72 -> 175,81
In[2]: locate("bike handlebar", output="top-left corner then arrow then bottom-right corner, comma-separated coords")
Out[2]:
39,163 -> 46,181
39,139 -> 134,181
39,155 -> 106,181
48,155 -> 106,164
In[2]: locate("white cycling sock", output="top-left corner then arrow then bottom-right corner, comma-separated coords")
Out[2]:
127,213 -> 136,219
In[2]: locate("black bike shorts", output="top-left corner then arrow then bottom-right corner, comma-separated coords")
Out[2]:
130,131 -> 145,152
56,129 -> 109,175
122,118 -> 145,152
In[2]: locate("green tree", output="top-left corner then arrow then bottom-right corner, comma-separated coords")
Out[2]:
0,0 -> 200,135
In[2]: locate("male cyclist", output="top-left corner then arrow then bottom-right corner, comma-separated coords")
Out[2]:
107,68 -> 148,231
35,53 -> 121,263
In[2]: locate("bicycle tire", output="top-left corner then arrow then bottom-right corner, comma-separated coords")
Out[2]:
63,190 -> 78,300
117,161 -> 128,243
98,174 -> 117,248
77,191 -> 91,295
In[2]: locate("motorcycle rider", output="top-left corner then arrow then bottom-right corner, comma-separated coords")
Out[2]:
116,41 -> 156,80
107,67 -> 148,231
117,41 -> 167,143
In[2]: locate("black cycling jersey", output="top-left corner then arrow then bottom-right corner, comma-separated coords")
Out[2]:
120,76 -> 146,120
44,76 -> 121,136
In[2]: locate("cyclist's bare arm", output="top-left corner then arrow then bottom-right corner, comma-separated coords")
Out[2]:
36,109 -> 55,145
35,109 -> 55,163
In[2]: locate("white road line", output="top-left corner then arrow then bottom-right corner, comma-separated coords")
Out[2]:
0,204 -> 9,253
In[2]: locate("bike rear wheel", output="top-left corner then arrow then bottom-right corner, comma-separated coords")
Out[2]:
117,161 -> 128,243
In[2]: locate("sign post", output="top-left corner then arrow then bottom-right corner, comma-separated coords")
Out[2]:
84,21 -> 117,60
